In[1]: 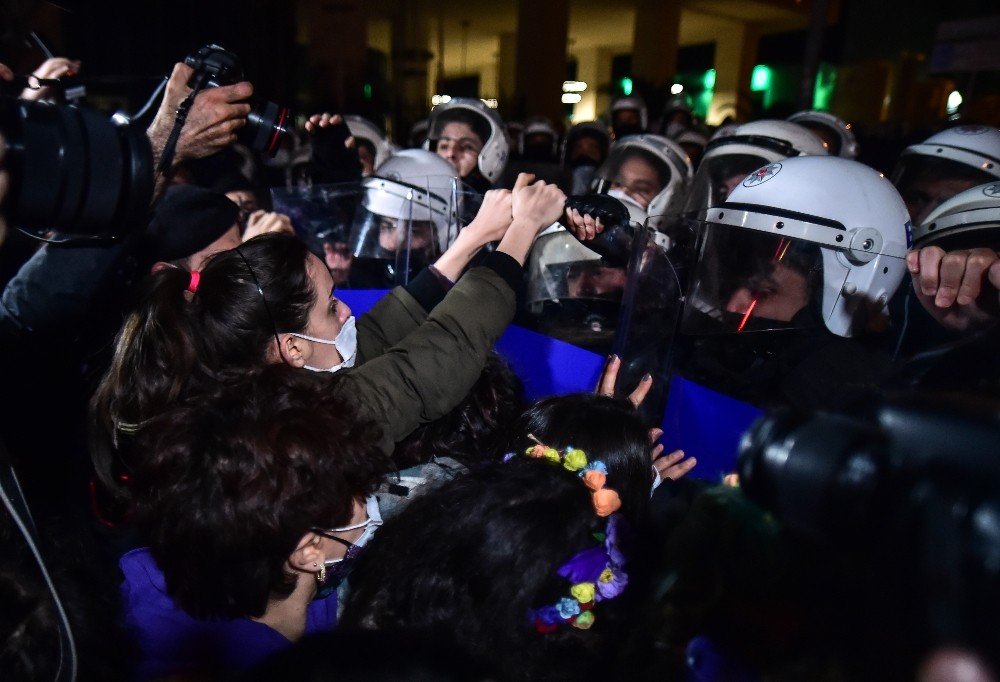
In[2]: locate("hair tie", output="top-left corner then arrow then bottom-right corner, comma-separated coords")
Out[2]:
186,270 -> 201,294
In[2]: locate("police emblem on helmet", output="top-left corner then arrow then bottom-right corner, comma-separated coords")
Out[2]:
985,183 -> 1000,198
954,125 -> 989,135
742,162 -> 782,187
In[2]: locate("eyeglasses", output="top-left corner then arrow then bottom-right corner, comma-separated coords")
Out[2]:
310,527 -> 355,551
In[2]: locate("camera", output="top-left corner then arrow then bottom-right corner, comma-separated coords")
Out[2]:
738,396 -> 1000,664
184,44 -> 291,158
0,96 -> 153,237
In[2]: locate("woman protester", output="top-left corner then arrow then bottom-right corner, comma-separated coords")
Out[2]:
91,173 -> 566,490
120,368 -> 394,678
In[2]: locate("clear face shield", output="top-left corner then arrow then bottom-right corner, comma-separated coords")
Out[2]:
271,181 -> 365,286
682,153 -> 772,214
591,147 -> 670,211
610,219 -> 684,422
892,155 -> 994,226
681,221 -> 833,335
525,228 -> 628,353
348,176 -> 480,287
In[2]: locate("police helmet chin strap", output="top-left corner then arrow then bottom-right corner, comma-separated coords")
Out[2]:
0,441 -> 78,681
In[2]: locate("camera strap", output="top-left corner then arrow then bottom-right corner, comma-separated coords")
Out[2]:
156,86 -> 202,178
0,440 -> 78,681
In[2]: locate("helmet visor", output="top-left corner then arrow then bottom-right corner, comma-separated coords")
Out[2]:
592,146 -> 670,209
681,221 -> 835,334
525,229 -> 626,352
683,154 -> 771,214
893,155 -> 994,225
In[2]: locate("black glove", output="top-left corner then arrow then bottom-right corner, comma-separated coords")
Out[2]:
309,118 -> 362,184
562,193 -> 636,267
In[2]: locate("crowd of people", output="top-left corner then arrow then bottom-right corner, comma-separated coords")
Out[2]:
0,48 -> 999,682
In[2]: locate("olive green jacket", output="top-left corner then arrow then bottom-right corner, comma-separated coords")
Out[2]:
333,263 -> 516,458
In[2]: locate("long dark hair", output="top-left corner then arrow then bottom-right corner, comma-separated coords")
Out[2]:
90,234 -> 316,493
342,459 -> 633,680
506,393 -> 652,522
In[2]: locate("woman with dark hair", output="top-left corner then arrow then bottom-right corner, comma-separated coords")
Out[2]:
341,457 -> 634,681
120,367 -> 395,679
506,392 -> 660,522
91,175 -> 566,492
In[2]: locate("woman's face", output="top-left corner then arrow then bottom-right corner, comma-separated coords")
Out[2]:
300,252 -> 353,367
612,156 -> 663,209
435,121 -> 483,179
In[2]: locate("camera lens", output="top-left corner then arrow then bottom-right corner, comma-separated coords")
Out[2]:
0,98 -> 154,236
241,100 -> 292,158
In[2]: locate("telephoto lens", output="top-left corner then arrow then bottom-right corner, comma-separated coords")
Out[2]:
0,97 -> 154,237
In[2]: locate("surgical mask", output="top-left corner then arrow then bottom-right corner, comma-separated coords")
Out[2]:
292,316 -> 357,373
316,495 -> 383,597
606,188 -> 649,223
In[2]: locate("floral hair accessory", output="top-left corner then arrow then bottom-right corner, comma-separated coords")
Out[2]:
527,514 -> 629,633
511,436 -> 629,632
521,435 -> 622,517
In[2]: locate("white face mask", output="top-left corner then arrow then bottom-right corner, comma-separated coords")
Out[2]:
290,315 -> 358,373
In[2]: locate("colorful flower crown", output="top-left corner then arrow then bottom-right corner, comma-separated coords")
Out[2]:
504,436 -> 628,632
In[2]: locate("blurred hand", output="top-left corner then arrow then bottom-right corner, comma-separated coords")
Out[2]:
564,206 -> 604,241
20,57 -> 80,101
907,246 -> 1000,332
654,448 -> 697,482
0,62 -> 15,82
511,173 -> 566,228
147,63 -> 252,169
466,189 -> 513,244
242,211 -> 294,242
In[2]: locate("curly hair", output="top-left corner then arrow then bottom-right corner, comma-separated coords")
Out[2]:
342,459 -> 634,681
90,233 -> 317,494
393,352 -> 525,467
132,366 -> 394,620
505,393 -> 653,522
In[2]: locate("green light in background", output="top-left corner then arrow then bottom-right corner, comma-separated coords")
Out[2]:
750,65 -> 771,92
621,77 -> 633,96
703,69 -> 716,91
812,64 -> 836,111
363,83 -> 373,100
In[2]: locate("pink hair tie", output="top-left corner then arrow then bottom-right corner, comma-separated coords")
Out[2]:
186,270 -> 201,294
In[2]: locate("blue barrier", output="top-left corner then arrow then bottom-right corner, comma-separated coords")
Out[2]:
659,377 -> 763,482
338,289 -> 762,481
337,288 -> 605,400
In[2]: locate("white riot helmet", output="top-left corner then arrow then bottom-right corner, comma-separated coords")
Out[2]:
525,224 -> 624,349
344,115 -> 395,174
425,97 -> 509,184
914,181 -> 1000,251
661,94 -> 695,138
683,119 -> 829,214
591,134 -> 693,230
610,96 -> 648,137
892,125 -> 1000,226
520,116 -> 559,158
349,149 -> 479,279
683,156 -> 909,338
788,110 -> 859,159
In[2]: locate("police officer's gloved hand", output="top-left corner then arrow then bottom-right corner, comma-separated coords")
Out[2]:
306,113 -> 362,184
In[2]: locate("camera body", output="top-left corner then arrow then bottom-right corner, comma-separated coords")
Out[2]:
738,397 -> 1000,665
183,44 -> 290,158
